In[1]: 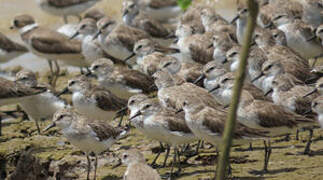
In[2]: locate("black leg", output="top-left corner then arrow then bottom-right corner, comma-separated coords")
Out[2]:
93,155 -> 98,180
263,140 -> 271,173
175,148 -> 182,175
170,147 -> 177,178
118,115 -> 124,127
303,129 -> 313,155
151,145 -> 163,167
162,145 -> 171,168
296,129 -> 299,141
86,154 -> 91,180
249,142 -> 253,151
34,119 -> 41,135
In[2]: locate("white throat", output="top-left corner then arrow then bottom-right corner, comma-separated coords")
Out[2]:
20,23 -> 38,34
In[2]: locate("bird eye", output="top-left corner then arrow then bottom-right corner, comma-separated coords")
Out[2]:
137,45 -> 143,49
69,80 -> 76,86
312,102 -> 318,107
13,20 -> 19,27
93,65 -> 99,70
206,66 -> 215,73
229,52 -> 237,57
163,62 -> 172,68
129,100 -> 135,105
80,24 -> 86,29
222,78 -> 230,83
264,64 -> 273,71
144,104 -> 151,109
123,154 -> 128,159
183,101 -> 188,106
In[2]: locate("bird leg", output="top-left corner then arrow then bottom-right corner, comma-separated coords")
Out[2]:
52,60 -> 60,89
175,148 -> 182,175
169,147 -> 178,178
86,154 -> 91,180
34,119 -> 41,135
162,145 -> 170,168
0,115 -> 2,136
47,60 -> 54,85
296,129 -> 299,140
263,140 -> 272,173
303,129 -> 313,155
93,154 -> 98,180
151,142 -> 164,167
249,142 -> 253,151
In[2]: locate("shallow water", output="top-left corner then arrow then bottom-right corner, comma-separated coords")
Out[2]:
0,0 -> 123,72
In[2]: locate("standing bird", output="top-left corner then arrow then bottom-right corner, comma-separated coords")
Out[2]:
15,70 -> 66,134
44,109 -> 128,180
11,14 -> 86,88
35,0 -> 101,23
66,75 -> 127,121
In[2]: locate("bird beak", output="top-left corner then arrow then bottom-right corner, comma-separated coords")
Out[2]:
230,14 -> 240,24
43,122 -> 56,132
92,30 -> 101,40
306,35 -> 316,42
208,84 -> 220,93
303,88 -> 317,98
251,72 -> 264,83
123,52 -> 136,62
222,58 -> 228,64
56,87 -> 70,97
129,111 -> 141,121
10,26 -> 15,30
69,31 -> 80,40
85,71 -> 97,78
264,88 -> 273,96
193,74 -> 206,84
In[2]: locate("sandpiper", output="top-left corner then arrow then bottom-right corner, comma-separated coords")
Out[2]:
70,18 -> 125,66
93,17 -> 151,60
272,13 -> 323,59
130,0 -> 181,22
0,32 -> 28,64
211,31 -> 237,66
181,100 -> 271,172
198,63 -> 267,104
271,75 -> 319,115
89,58 -> 154,94
121,149 -> 161,180
0,77 -> 46,106
35,0 -> 101,23
126,94 -> 168,166
11,14 -> 86,87
153,70 -> 222,111
129,98 -> 197,177
252,59 -> 307,95
66,75 -> 127,121
175,24 -> 213,64
122,1 -> 172,38
312,96 -> 323,128
200,8 -> 236,40
178,5 -> 205,34
132,38 -> 179,75
254,28 -> 310,70
44,108 -> 128,180
158,56 -> 203,85
15,70 -> 66,134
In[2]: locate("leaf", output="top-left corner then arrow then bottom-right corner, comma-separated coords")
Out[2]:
177,0 -> 192,11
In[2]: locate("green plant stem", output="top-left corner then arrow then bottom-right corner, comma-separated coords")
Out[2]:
215,0 -> 259,179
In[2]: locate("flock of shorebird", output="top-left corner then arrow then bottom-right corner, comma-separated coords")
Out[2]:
0,0 -> 323,179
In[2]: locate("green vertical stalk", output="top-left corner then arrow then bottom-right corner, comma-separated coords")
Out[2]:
215,0 -> 259,179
